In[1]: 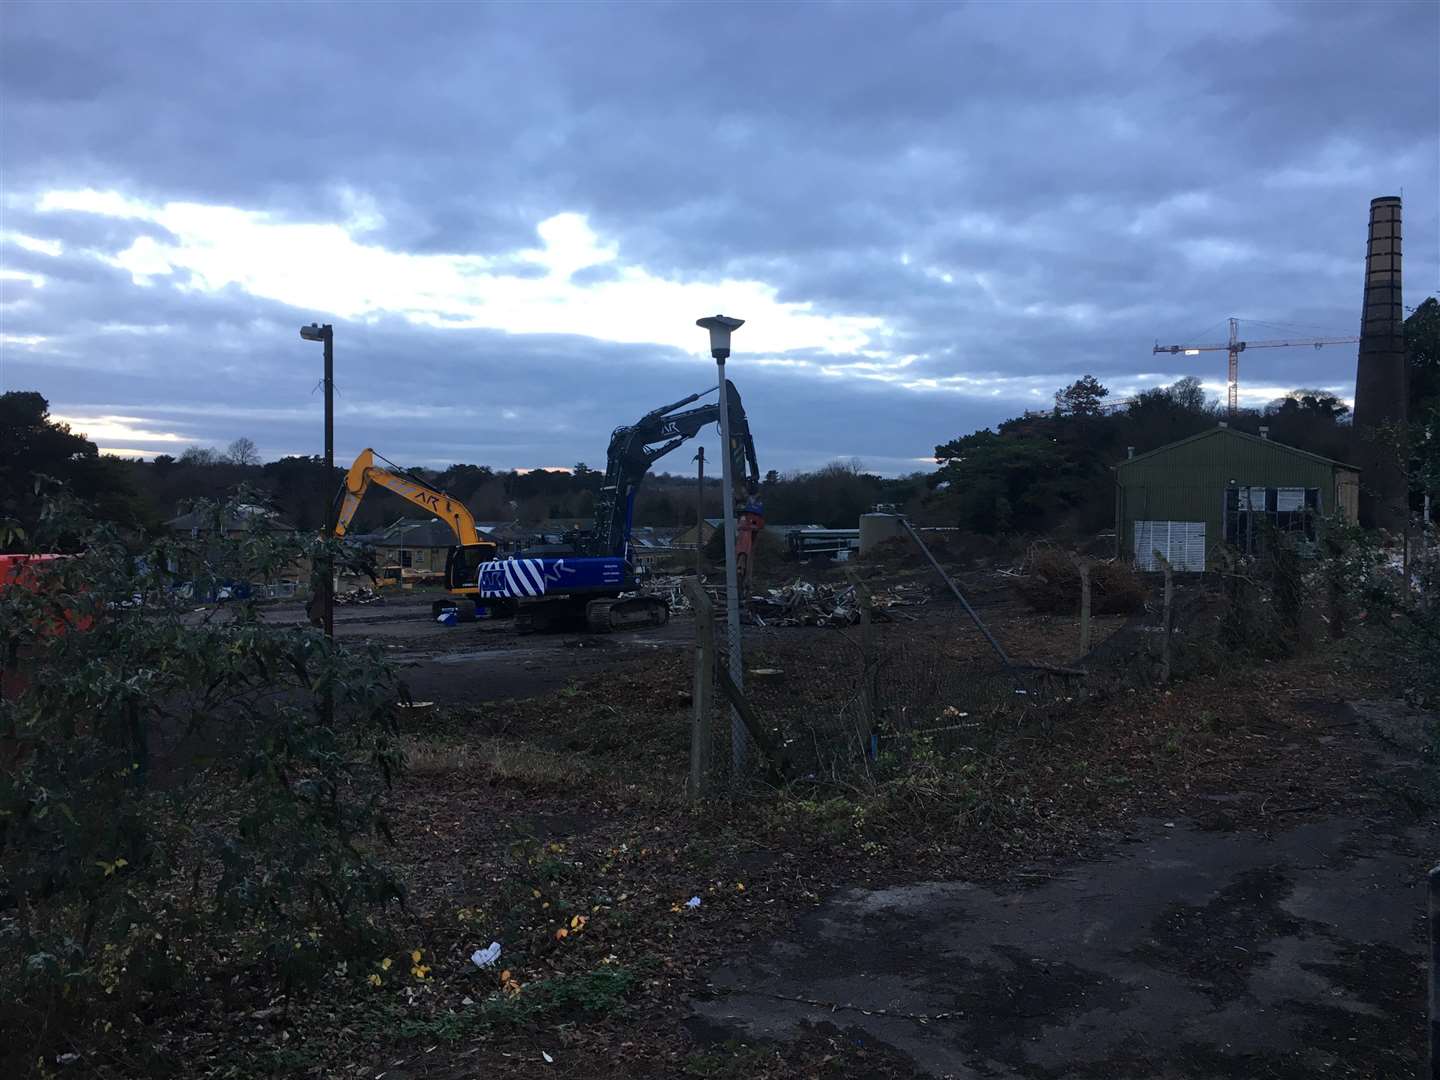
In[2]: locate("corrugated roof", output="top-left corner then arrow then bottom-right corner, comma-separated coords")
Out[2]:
167,508 -> 297,532
374,521 -> 459,548
1114,426 -> 1359,472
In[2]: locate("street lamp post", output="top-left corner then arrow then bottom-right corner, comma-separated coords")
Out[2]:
299,323 -> 335,639
696,314 -> 746,774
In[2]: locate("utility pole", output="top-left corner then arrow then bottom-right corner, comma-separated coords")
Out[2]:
300,323 -> 336,636
300,322 -> 335,724
697,315 -> 746,775
693,446 -> 705,580
322,329 -> 335,636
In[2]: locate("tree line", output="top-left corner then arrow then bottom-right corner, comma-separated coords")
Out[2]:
4,298 -> 1435,550
1,393 -> 926,547
928,297 -> 1439,538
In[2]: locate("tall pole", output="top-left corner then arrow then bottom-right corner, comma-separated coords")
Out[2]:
323,326 -> 335,641
694,446 -> 705,580
716,367 -> 745,774
1430,864 -> 1440,1078
697,314 -> 747,776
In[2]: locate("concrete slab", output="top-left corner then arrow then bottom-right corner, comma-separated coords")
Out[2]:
690,817 -> 1430,1078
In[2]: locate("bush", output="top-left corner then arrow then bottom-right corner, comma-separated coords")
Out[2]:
1012,547 -> 1147,615
0,493 -> 406,1070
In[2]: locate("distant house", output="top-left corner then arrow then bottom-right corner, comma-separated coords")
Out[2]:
369,518 -> 466,578
473,522 -> 533,553
166,504 -> 298,539
674,517 -> 722,549
163,504 -> 306,588
1114,424 -> 1360,572
629,526 -> 686,568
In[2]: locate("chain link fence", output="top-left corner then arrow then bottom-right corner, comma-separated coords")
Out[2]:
675,523 -> 1368,795
660,511 -> 1440,799
681,553 -> 1102,794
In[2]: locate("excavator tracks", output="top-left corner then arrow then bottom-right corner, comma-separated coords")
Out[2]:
585,595 -> 670,633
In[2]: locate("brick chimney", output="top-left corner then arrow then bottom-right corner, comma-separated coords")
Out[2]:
1353,196 -> 1407,530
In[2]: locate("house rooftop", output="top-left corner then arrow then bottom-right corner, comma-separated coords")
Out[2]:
167,507 -> 297,533
1114,424 -> 1359,472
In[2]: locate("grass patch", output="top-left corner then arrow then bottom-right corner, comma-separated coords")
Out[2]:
402,735 -> 482,777
401,735 -> 597,787
359,966 -> 638,1043
684,1042 -> 788,1077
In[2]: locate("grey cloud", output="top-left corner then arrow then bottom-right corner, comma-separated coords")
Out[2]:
1,0 -> 1435,472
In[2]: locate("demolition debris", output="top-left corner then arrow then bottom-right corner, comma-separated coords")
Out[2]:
750,579 -> 928,627
638,575 -> 929,626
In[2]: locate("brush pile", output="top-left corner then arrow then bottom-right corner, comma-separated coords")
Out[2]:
1011,547 -> 1147,615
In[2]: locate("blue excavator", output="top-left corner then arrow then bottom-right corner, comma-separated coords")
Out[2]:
476,380 -> 762,631
335,381 -> 761,631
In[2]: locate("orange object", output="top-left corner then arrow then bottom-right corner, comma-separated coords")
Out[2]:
0,553 -> 66,587
0,554 -> 91,700
735,507 -> 765,595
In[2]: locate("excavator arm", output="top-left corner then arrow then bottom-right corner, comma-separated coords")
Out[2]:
588,380 -> 760,559
335,449 -> 486,545
334,450 -> 497,595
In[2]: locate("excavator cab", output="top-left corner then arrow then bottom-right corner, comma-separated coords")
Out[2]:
444,541 -> 499,594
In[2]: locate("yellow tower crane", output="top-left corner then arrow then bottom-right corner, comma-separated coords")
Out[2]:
1153,317 -> 1358,417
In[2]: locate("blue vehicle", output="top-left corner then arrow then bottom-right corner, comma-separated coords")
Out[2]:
473,381 -> 760,632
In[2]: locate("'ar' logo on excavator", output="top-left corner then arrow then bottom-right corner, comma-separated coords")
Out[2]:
660,421 -> 679,437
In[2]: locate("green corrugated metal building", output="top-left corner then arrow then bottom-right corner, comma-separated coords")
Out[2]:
1114,425 -> 1359,571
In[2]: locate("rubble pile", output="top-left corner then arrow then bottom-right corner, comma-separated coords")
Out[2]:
640,574 -> 929,627
749,579 -> 928,627
640,575 -> 708,613
335,586 -> 384,606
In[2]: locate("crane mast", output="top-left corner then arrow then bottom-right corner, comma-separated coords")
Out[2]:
1153,317 -> 1358,416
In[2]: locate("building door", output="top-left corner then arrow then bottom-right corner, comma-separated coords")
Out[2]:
1133,521 -> 1206,572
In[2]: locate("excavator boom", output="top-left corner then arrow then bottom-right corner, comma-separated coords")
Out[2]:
335,449 -> 486,545
588,379 -> 760,560
481,379 -> 763,631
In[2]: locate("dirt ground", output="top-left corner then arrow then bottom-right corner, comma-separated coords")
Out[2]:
264,578 -> 1128,709
119,583 -> 1436,1079
265,591 -> 696,702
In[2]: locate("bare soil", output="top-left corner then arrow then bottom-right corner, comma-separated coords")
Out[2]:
85,586 -> 1438,1079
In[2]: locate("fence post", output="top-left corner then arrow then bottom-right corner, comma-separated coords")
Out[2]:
683,578 -> 714,799
1430,864 -> 1440,1079
898,516 -> 1012,667
1075,557 -> 1092,660
713,664 -> 787,786
1157,553 -> 1174,684
845,569 -> 876,753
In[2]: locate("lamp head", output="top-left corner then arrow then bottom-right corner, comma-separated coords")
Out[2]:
299,323 -> 331,342
696,314 -> 744,359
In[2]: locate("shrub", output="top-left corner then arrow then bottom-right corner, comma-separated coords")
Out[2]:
1012,547 -> 1146,615
0,493 -> 406,1070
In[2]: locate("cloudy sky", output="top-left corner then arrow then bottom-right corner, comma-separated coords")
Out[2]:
2,2 -> 1436,475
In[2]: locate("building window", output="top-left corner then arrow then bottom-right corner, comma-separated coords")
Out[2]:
1223,486 -> 1320,554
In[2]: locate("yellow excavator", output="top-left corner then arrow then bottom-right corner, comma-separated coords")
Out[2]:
334,449 -> 502,617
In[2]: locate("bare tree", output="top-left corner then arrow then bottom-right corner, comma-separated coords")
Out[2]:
179,446 -> 220,466
224,437 -> 261,467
